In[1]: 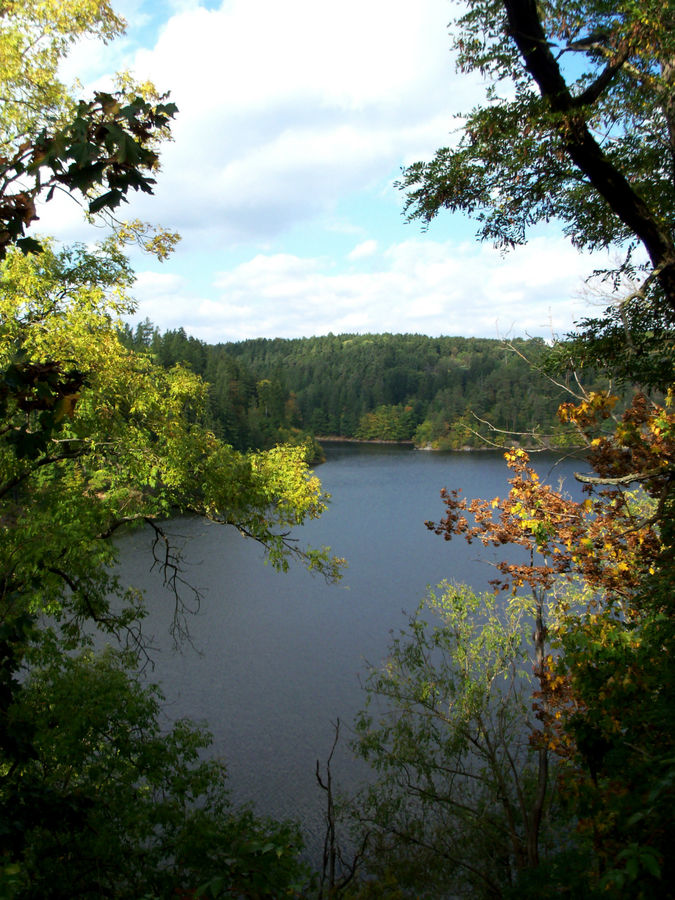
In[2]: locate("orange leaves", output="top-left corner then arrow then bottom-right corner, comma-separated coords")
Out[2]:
562,390 -> 675,487
429,416 -> 664,606
531,652 -> 580,760
430,449 -> 579,594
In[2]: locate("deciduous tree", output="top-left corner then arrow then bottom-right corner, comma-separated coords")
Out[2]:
399,0 -> 675,384
0,3 -> 342,894
351,583 -> 565,898
0,0 -> 178,257
391,2 -> 675,892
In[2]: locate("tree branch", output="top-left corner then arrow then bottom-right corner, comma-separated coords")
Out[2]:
573,47 -> 631,108
574,467 -> 673,486
0,444 -> 87,500
502,0 -> 675,307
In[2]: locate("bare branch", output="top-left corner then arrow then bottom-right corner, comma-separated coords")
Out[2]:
574,467 -> 673,486
144,518 -> 203,647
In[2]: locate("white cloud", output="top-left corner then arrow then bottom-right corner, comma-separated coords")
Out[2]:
72,0 -> 482,246
129,236 -> 605,342
38,1 -> 616,349
134,270 -> 187,295
134,0 -> 453,113
348,240 -> 378,261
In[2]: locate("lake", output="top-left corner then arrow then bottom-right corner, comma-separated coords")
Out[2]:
115,443 -> 585,858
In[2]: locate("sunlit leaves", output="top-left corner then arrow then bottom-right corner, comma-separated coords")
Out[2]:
424,384 -> 675,894
0,242 -> 342,645
0,0 -> 126,141
0,0 -> 178,258
0,236 -> 341,893
351,583 -> 560,895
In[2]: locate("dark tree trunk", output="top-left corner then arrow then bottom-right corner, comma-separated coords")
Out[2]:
502,0 -> 675,310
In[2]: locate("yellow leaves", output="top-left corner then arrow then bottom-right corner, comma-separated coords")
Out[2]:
0,0 -> 123,141
250,443 -> 330,524
111,220 -> 181,262
558,391 -> 618,430
53,392 -> 79,422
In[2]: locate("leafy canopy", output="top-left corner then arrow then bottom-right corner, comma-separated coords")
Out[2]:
0,4 -> 343,892
399,0 -> 675,390
0,241 -> 342,644
0,0 -> 178,257
352,582 -> 568,898
371,2 -> 675,894
2,642 -> 312,899
401,0 -> 675,289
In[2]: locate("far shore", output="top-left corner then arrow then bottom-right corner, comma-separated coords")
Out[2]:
315,435 -> 582,453
315,436 -> 480,450
315,435 -> 414,446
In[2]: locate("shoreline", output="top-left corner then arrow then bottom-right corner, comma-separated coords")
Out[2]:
315,435 -> 414,446
315,435 -> 584,453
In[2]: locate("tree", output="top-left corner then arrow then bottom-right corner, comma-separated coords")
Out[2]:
388,4 -> 675,893
355,404 -> 416,441
0,240 -> 343,892
0,241 -> 341,593
351,582 -> 567,898
416,403 -> 674,897
0,0 -> 178,257
349,410 -> 672,895
0,4 -> 343,892
2,645 -> 311,900
399,0 -> 675,385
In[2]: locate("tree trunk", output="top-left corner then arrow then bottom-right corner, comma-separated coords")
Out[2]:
529,590 -> 549,869
502,0 -> 675,311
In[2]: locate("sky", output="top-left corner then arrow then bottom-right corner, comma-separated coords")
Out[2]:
41,0 -> 613,344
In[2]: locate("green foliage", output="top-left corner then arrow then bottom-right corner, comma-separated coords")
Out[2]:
545,298 -> 675,391
0,0 -> 179,259
400,0 -> 675,273
136,329 -> 600,448
414,410 -> 486,450
355,404 -> 416,441
1,82 -> 177,257
0,239 -> 342,895
551,609 -> 675,896
350,583 -> 565,898
344,5 -> 675,893
0,242 -> 342,608
2,645 -> 310,899
0,4 -> 337,896
399,0 -> 675,387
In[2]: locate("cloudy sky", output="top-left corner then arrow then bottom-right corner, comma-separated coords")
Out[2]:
43,0 -> 610,343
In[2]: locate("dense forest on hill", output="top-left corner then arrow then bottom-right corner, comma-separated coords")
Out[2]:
122,324 -> 591,450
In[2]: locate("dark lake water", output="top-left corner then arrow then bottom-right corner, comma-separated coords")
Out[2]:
114,443 -> 585,857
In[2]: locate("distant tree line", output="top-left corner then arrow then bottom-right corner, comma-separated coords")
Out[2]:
122,325 -> 603,449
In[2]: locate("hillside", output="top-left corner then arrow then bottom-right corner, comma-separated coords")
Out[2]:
123,325 -> 593,450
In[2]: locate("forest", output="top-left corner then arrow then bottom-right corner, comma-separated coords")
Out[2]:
1,0 -> 674,898
121,326 -> 602,450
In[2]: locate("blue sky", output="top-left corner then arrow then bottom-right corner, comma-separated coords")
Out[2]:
42,0 -> 614,343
